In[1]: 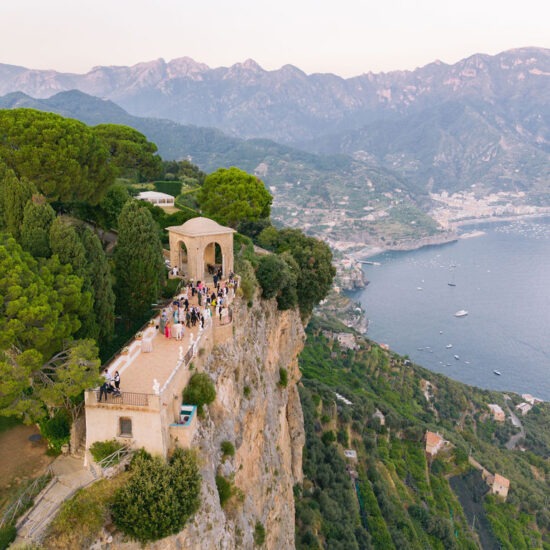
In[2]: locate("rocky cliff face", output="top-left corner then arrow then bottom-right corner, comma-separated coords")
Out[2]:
144,298 -> 306,550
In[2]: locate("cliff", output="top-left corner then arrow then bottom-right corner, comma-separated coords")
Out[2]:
145,298 -> 306,549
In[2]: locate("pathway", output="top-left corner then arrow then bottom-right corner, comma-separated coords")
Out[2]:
15,454 -> 96,545
503,395 -> 525,450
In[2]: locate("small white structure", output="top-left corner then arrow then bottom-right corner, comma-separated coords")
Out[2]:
137,191 -> 175,207
521,394 -> 543,405
516,402 -> 533,416
344,449 -> 358,461
335,392 -> 353,406
373,409 -> 386,426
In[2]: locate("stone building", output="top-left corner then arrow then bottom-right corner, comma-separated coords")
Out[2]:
167,217 -> 235,281
425,431 -> 445,458
488,403 -> 505,422
85,217 -> 236,459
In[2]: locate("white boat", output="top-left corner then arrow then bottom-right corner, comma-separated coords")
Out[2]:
446,344 -> 453,349
493,370 -> 501,376
454,355 -> 460,360
454,310 -> 468,317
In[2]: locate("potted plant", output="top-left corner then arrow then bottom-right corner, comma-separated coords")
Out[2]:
135,331 -> 144,340
121,346 -> 130,356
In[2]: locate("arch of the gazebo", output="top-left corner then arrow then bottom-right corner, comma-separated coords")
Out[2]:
167,217 -> 235,282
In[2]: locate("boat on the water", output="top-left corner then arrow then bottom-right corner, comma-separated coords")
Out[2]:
448,282 -> 456,287
446,344 -> 453,349
455,310 -> 468,317
454,355 -> 460,360
493,370 -> 502,376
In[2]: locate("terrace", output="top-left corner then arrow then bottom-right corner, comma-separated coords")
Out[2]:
84,283 -> 236,457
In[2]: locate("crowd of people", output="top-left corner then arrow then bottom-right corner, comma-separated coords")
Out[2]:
96,270 -> 239,402
159,271 -> 238,339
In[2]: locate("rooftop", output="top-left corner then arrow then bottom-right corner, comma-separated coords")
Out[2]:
493,473 -> 510,488
426,431 -> 443,447
137,191 -> 175,200
167,216 -> 236,238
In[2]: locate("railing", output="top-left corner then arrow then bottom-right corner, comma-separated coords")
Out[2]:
91,390 -> 154,407
0,468 -> 53,528
97,444 -> 133,471
183,345 -> 194,365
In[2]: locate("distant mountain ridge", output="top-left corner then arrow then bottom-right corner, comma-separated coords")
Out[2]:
1,47 -> 548,144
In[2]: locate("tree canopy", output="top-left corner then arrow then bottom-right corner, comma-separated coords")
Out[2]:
0,163 -> 36,239
0,234 -> 96,421
0,109 -> 114,204
112,448 -> 201,543
114,200 -> 165,322
197,167 -> 272,228
257,228 -> 335,317
93,124 -> 162,181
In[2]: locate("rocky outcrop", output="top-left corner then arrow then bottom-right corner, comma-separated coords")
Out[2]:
142,298 -> 305,550
335,256 -> 368,290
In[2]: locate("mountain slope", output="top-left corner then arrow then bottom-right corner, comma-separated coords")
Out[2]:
295,316 -> 550,549
0,48 -> 548,145
0,91 -> 442,249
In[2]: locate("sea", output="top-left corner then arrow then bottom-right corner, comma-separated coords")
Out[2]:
348,217 -> 550,401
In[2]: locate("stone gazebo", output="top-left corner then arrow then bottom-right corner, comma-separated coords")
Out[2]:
167,217 -> 235,281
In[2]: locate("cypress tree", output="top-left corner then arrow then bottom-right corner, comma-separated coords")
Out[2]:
0,164 -> 36,239
114,200 -> 165,323
20,195 -> 55,258
80,227 -> 115,346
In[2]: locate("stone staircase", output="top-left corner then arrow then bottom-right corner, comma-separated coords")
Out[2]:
14,455 -> 96,545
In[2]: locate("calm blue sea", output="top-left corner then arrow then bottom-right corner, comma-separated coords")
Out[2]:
348,218 -> 550,400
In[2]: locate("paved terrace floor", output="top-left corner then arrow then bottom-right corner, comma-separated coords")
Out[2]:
104,288 -> 233,396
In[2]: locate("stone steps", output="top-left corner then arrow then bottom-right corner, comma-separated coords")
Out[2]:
15,457 -> 96,544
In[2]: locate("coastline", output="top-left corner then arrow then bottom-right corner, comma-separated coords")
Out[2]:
351,211 -> 550,260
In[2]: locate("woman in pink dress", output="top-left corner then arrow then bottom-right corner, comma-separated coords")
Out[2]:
164,321 -> 171,339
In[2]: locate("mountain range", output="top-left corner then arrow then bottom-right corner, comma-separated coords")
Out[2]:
0,47 -> 548,201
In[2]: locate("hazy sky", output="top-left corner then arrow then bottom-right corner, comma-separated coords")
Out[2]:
1,0 -> 548,77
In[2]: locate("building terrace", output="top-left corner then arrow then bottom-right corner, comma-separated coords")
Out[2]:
85,216 -> 239,459
85,288 -> 235,458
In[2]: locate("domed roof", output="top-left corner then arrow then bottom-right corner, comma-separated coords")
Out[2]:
166,216 -> 235,237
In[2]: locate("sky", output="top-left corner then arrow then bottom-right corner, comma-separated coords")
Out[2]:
0,0 -> 548,77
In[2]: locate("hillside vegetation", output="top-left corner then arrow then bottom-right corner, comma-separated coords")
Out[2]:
295,316 -> 550,549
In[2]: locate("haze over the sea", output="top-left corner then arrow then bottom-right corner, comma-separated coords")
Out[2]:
350,218 -> 550,400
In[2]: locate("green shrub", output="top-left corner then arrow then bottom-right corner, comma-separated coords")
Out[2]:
182,373 -> 216,416
153,181 -> 182,197
234,257 -> 257,304
0,524 -> 16,550
89,440 -> 124,464
39,409 -> 70,453
46,476 -> 127,549
112,448 -> 200,543
221,441 -> 235,458
256,254 -> 289,299
321,430 -> 336,445
215,474 -> 233,507
278,368 -> 288,388
244,386 -> 251,398
162,277 -> 181,299
253,521 -> 266,546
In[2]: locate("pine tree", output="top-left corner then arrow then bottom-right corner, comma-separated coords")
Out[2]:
114,200 -> 165,323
